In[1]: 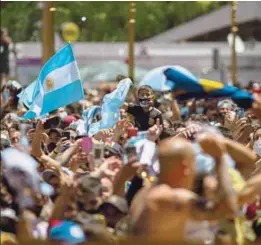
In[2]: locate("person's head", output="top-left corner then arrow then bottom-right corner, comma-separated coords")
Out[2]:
75,213 -> 113,242
137,86 -> 154,109
99,195 -> 128,228
172,121 -> 186,132
162,118 -> 172,129
77,176 -> 103,213
217,99 -> 234,114
0,182 -> 14,208
9,131 -> 20,145
120,109 -> 127,120
47,128 -> 62,152
48,128 -> 62,144
42,170 -> 60,191
158,137 -> 196,189
117,130 -> 129,146
194,173 -> 218,200
63,116 -> 77,129
217,126 -> 233,139
159,128 -> 177,141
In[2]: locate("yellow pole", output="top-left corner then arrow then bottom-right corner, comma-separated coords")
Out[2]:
42,1 -> 55,64
128,1 -> 136,81
231,1 -> 238,85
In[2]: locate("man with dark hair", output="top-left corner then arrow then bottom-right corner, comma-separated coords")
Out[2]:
217,126 -> 233,139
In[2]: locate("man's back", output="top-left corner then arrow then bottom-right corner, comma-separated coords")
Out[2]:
130,184 -> 191,241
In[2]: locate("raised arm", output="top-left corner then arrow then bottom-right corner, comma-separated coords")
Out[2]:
171,96 -> 181,121
190,133 -> 239,220
223,137 -> 258,178
30,121 -> 44,158
238,171 -> 261,206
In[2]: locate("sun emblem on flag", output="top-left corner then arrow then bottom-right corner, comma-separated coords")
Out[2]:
46,77 -> 54,91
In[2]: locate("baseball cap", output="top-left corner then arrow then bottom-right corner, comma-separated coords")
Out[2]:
79,176 -> 102,195
49,220 -> 86,244
101,195 -> 128,214
64,116 -> 77,128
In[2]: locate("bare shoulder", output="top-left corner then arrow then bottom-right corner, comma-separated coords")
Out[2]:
147,185 -> 197,207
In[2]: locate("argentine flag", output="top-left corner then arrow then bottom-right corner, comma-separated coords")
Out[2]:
18,80 -> 37,109
22,43 -> 84,119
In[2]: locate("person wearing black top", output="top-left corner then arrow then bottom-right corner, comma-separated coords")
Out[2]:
0,28 -> 12,91
124,85 -> 163,131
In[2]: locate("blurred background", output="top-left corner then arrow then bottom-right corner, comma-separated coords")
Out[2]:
1,1 -> 260,88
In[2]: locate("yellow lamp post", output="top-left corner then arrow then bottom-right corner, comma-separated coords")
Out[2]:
42,2 -> 55,64
128,1 -> 136,81
231,1 -> 238,85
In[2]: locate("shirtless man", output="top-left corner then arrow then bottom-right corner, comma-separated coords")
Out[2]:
129,134 -> 238,242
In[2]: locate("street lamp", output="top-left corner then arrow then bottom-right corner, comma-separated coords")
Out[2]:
128,1 -> 136,81
231,1 -> 238,85
42,2 -> 55,64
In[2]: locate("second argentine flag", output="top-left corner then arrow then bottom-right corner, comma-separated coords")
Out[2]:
22,43 -> 84,119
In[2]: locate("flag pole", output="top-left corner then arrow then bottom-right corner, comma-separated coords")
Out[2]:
42,1 -> 55,64
128,1 -> 136,81
231,1 -> 238,85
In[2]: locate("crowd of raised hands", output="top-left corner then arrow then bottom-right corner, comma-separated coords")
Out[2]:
1,84 -> 261,245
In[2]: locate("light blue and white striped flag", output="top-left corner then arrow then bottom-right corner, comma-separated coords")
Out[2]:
17,80 -> 37,109
87,78 -> 132,136
22,43 -> 84,119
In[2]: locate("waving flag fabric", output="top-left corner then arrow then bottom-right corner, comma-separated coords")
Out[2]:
82,105 -> 101,133
17,80 -> 37,109
164,67 -> 254,109
22,43 -> 84,119
87,78 -> 132,136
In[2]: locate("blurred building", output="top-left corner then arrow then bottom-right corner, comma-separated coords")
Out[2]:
11,1 -> 261,86
145,1 -> 261,43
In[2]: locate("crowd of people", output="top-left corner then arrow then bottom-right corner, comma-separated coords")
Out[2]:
1,75 -> 261,245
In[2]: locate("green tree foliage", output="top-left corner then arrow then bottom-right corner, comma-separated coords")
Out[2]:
1,1 -> 226,42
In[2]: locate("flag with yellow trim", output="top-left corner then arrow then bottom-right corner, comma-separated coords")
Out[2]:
164,67 -> 254,109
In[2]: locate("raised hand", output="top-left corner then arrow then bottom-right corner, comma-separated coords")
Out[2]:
55,137 -> 71,153
69,151 -> 89,172
179,123 -> 201,139
224,111 -> 237,129
232,117 -> 253,143
112,120 -> 132,143
197,132 -> 226,159
148,118 -> 163,142
93,128 -> 114,141
60,174 -> 77,199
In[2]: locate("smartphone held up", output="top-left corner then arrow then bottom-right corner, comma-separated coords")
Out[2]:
92,142 -> 104,167
82,136 -> 93,153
